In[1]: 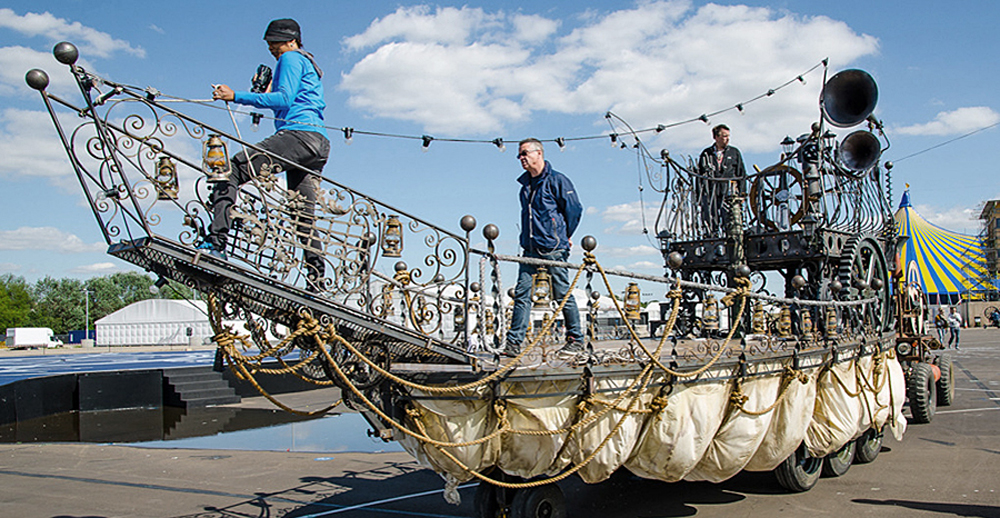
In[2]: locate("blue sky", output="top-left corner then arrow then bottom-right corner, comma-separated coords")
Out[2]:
1,0 -> 998,300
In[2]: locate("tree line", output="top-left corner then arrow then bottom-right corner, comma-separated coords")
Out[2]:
0,272 -> 197,335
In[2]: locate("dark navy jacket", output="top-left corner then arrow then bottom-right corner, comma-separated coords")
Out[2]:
517,161 -> 583,252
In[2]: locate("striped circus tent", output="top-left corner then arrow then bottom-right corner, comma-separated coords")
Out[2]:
894,190 -> 992,305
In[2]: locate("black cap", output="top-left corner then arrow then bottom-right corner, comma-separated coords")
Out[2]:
263,18 -> 301,42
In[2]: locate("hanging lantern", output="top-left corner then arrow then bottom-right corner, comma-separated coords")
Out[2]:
703,294 -> 719,332
826,307 -> 839,339
777,305 -> 792,337
202,134 -> 231,182
382,215 -> 403,257
624,282 -> 641,321
154,156 -> 178,200
801,307 -> 814,338
532,266 -> 552,307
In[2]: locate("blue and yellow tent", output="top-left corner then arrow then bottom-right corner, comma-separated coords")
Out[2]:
894,190 -> 993,304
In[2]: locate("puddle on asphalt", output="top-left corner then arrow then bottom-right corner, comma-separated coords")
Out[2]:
1,407 -> 402,454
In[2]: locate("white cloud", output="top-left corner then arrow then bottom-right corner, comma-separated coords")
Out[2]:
0,262 -> 22,273
915,204 -> 981,234
149,24 -> 165,35
599,245 -> 660,258
0,45 -> 94,98
895,107 -> 1000,136
69,262 -> 124,274
0,8 -> 144,59
0,227 -> 105,253
0,108 -> 78,182
339,1 -> 878,150
595,201 -> 659,235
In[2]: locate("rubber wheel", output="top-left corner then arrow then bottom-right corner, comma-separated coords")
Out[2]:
474,482 -> 499,518
908,362 -> 937,423
510,484 -> 566,518
822,440 -> 856,477
854,427 -> 883,464
774,443 -> 823,492
935,355 -> 955,406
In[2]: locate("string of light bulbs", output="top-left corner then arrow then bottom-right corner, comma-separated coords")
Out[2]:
130,59 -> 829,152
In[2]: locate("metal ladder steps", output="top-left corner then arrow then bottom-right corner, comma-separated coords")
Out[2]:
164,366 -> 241,408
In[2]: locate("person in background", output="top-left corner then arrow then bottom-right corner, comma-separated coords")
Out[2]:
934,307 -> 948,344
696,124 -> 746,235
947,306 -> 963,350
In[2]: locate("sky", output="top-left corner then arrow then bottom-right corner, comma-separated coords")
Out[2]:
0,0 -> 998,301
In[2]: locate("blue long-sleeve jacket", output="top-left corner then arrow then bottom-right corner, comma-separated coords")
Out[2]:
233,50 -> 327,138
518,161 -> 583,251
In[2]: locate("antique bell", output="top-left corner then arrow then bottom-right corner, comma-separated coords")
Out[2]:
382,215 -> 403,257
154,156 -> 178,200
202,134 -> 231,182
532,266 -> 552,307
702,294 -> 720,332
624,282 -> 641,321
777,305 -> 792,337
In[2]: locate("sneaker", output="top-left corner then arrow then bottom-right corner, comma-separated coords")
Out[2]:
503,342 -> 521,357
556,339 -> 585,360
195,240 -> 227,260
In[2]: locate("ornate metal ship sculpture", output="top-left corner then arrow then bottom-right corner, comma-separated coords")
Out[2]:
30,42 -> 915,518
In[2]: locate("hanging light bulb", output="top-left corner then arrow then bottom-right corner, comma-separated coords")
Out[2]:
610,133 -> 618,147
556,137 -> 566,151
797,75 -> 806,85
492,138 -> 505,152
698,114 -> 709,124
343,127 -> 353,145
736,104 -> 744,114
421,135 -> 433,152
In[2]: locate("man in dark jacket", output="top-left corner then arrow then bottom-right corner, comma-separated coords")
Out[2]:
696,124 -> 746,236
505,138 -> 584,358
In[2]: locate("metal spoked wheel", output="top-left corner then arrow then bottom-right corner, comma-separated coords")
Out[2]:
839,235 -> 892,333
749,164 -> 806,231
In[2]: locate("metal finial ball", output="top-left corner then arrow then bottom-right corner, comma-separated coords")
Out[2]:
483,224 -> 499,241
735,264 -> 751,278
508,287 -> 515,298
871,278 -> 883,290
25,69 -> 49,91
433,273 -> 445,284
791,275 -> 806,290
884,161 -> 894,170
362,232 -> 377,248
470,282 -> 481,293
590,290 -> 601,300
394,261 -> 407,272
460,215 -> 476,232
53,42 -> 79,65
667,251 -> 684,269
581,235 -> 597,252
831,279 -> 843,293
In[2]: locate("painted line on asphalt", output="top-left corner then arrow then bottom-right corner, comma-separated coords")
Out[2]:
296,483 -> 477,518
936,406 -> 1000,415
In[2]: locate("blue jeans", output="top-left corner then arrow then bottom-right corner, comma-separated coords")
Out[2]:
948,327 -> 960,347
507,248 -> 583,346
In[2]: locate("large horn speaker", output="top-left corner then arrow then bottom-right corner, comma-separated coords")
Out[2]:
821,69 -> 878,128
837,130 -> 881,171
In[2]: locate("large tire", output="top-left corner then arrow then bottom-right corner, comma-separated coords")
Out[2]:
822,440 -> 856,477
474,482 -> 499,518
854,427 -> 883,464
908,362 -> 937,423
510,484 -> 566,518
774,443 -> 823,492
935,355 -> 955,406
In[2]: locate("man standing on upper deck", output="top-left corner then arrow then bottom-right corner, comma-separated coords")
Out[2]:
504,138 -> 585,359
200,18 -> 329,291
697,124 -> 746,235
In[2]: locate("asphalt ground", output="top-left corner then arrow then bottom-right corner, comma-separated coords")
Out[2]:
1,329 -> 998,518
